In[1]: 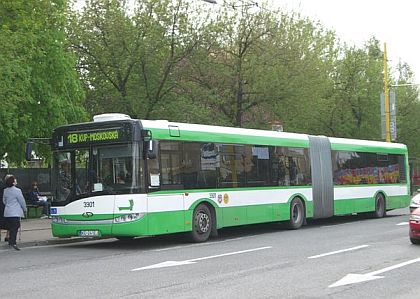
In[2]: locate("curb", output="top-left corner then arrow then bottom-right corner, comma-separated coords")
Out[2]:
17,237 -> 97,248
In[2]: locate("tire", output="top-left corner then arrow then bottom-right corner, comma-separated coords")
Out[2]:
372,193 -> 386,218
410,238 -> 420,245
189,204 -> 212,243
286,198 -> 305,230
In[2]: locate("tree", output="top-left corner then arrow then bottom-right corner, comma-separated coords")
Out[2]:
263,13 -> 337,133
183,0 -> 281,127
315,38 -> 384,139
393,61 -> 420,157
69,0 -> 205,120
0,0 -> 86,164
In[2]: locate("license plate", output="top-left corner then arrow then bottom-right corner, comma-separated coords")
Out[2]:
78,230 -> 100,237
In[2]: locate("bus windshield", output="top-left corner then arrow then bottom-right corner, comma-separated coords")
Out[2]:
53,143 -> 140,204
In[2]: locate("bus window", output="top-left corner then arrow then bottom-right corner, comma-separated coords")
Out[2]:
57,152 -> 72,202
96,145 -> 134,193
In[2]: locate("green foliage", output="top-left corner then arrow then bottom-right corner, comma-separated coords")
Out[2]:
2,0 -> 420,165
0,0 -> 86,164
69,0 -> 206,121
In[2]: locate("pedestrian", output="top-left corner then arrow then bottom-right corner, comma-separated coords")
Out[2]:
3,175 -> 27,251
0,174 -> 12,242
29,181 -> 51,219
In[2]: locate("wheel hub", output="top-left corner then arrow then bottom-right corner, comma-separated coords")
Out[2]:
198,212 -> 210,233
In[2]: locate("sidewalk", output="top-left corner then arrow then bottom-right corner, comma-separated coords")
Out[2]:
0,218 -> 90,248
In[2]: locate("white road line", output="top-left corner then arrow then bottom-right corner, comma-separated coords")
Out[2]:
153,237 -> 247,252
396,222 -> 408,226
329,257 -> 420,287
308,245 -> 369,259
132,246 -> 272,271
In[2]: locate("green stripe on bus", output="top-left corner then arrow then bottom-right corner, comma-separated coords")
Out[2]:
331,143 -> 407,154
146,128 -> 310,147
148,185 -> 312,196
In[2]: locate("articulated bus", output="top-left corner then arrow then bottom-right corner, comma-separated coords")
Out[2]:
36,113 -> 410,242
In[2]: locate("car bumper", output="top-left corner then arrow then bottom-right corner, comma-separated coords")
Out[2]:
409,221 -> 420,239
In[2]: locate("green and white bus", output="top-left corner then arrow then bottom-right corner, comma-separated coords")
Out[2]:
42,113 -> 410,242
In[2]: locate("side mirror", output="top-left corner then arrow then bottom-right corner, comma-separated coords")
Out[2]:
25,142 -> 33,161
142,130 -> 158,159
146,140 -> 158,159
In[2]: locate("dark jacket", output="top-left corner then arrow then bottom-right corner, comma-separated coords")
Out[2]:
29,188 -> 42,204
0,184 -> 7,228
0,183 -> 6,216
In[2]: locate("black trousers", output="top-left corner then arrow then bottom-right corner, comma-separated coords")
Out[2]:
5,217 -> 20,246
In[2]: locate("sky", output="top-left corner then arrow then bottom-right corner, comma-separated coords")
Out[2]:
271,0 -> 420,83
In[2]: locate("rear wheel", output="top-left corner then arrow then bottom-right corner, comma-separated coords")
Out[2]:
372,193 -> 386,218
286,198 -> 305,229
189,204 -> 212,243
410,238 -> 420,245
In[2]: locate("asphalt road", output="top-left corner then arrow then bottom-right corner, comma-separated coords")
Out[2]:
0,208 -> 418,299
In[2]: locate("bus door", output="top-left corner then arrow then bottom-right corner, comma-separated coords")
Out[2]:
309,136 -> 334,218
146,144 -> 186,234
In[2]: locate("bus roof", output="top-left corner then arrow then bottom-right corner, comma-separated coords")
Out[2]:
140,119 -> 310,148
52,115 -> 407,154
140,119 -> 407,153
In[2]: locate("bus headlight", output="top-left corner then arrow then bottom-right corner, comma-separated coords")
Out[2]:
52,216 -> 68,224
113,213 -> 144,223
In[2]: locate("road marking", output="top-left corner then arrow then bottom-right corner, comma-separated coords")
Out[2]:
153,237 -> 247,252
131,246 -> 272,271
329,257 -> 420,288
308,245 -> 369,259
396,222 -> 408,226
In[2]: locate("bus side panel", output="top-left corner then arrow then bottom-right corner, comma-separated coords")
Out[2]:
111,194 -> 148,236
333,185 -> 409,215
184,188 -> 313,228
147,193 -> 186,235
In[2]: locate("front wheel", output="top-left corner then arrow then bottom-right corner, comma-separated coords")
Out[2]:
189,204 -> 212,243
372,194 -> 386,218
286,198 -> 305,230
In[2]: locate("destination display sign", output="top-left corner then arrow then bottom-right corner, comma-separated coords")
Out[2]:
58,126 -> 133,148
67,129 -> 120,144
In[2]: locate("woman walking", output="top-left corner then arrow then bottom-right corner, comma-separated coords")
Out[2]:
3,175 -> 27,251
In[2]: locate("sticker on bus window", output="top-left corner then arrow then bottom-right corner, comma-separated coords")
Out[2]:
150,174 -> 160,186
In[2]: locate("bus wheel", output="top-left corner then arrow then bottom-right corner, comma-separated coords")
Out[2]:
373,193 -> 386,218
189,204 -> 212,243
287,198 -> 305,230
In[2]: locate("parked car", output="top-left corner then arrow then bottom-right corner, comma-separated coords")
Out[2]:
409,208 -> 420,244
410,192 -> 420,212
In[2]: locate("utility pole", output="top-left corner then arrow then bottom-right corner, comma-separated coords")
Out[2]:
383,43 -> 391,142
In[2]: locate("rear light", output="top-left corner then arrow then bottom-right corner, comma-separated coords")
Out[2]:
410,214 -> 420,222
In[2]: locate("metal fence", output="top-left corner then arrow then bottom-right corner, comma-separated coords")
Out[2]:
0,168 -> 51,197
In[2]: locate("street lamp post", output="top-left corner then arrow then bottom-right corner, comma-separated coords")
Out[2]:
382,43 -> 419,142
383,43 -> 391,142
